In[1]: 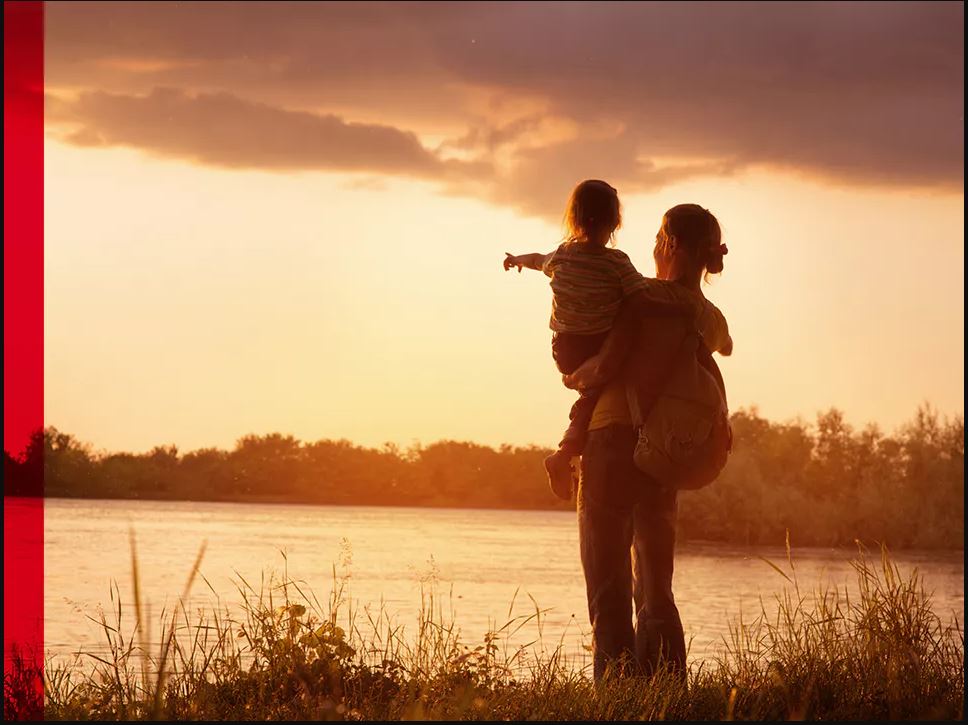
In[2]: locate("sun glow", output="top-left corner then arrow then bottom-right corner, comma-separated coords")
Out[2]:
43,135 -> 963,454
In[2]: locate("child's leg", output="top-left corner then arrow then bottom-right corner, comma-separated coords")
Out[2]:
551,331 -> 610,454
546,331 -> 610,500
551,332 -> 607,375
547,387 -> 603,501
559,387 -> 603,455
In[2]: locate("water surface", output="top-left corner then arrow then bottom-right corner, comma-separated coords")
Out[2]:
42,498 -> 964,670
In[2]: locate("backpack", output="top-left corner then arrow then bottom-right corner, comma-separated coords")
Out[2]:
631,328 -> 732,490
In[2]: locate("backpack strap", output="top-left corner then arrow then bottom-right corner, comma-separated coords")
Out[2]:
696,337 -> 732,453
634,326 -> 702,423
635,318 -> 730,414
696,340 -> 728,411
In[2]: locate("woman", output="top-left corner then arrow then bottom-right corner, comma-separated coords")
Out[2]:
563,204 -> 732,680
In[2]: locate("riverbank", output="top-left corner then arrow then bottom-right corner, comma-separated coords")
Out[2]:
9,406 -> 964,549
5,546 -> 964,721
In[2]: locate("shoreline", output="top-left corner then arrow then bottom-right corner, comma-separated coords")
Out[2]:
22,494 -> 967,553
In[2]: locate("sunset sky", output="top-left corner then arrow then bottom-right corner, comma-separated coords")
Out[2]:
42,1 -> 964,455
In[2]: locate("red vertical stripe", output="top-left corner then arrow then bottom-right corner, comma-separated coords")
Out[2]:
4,0 -> 45,718
3,1 -> 44,458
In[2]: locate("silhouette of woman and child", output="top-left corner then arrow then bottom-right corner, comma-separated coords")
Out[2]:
504,180 -> 732,681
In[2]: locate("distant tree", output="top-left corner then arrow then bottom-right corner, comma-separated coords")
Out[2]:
22,405 -> 965,549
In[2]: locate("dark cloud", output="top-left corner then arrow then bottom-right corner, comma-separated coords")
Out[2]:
45,1 -> 964,217
50,88 -> 488,179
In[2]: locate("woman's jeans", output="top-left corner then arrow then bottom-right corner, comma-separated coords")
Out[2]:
578,424 -> 686,681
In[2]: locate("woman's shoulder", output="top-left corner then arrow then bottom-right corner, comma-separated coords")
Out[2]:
695,297 -> 731,353
699,295 -> 726,317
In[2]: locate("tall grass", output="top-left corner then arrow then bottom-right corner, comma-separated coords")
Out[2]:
7,543 -> 963,721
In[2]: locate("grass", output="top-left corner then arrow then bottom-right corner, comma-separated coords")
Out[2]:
5,541 -> 964,721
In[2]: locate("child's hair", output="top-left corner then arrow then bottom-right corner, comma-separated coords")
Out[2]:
563,179 -> 622,246
660,203 -> 727,281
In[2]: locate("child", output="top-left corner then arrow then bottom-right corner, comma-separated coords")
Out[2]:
504,180 -> 698,499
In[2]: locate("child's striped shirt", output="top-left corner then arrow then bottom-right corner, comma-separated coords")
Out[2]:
542,242 -> 653,334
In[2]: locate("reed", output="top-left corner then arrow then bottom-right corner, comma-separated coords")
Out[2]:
7,542 -> 963,721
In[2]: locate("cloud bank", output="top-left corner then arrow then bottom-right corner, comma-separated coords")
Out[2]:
46,1 -> 964,217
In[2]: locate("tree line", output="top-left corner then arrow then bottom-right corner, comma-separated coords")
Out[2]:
3,405 -> 963,549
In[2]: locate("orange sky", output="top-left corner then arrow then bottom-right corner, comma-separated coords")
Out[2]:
41,2 -> 964,453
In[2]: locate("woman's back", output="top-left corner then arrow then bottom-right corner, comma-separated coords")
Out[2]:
587,286 -> 726,420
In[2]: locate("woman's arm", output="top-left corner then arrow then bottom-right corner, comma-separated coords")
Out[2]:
561,287 -> 696,391
561,296 -> 642,390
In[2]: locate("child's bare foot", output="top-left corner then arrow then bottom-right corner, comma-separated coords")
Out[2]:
544,450 -> 574,501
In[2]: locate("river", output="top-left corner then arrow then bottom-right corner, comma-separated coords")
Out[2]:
37,497 -> 964,672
